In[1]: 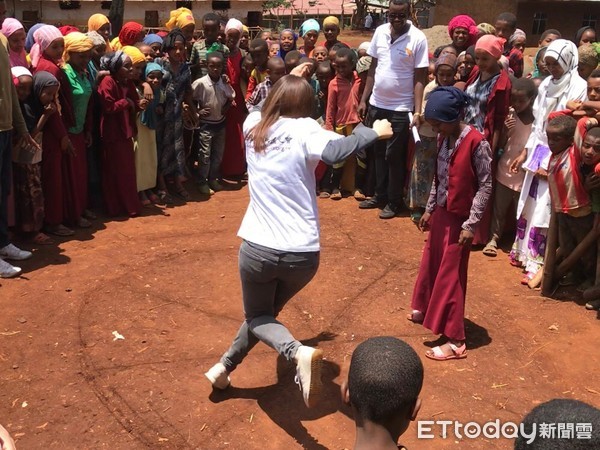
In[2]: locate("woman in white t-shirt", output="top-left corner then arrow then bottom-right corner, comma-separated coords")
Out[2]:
205,74 -> 392,408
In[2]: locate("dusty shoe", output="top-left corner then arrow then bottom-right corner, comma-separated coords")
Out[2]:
353,189 -> 366,201
0,258 -> 22,278
205,362 -> 230,390
294,346 -> 323,408
330,189 -> 342,200
0,244 -> 32,261
209,180 -> 223,192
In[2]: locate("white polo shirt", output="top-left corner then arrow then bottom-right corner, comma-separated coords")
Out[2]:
367,21 -> 429,112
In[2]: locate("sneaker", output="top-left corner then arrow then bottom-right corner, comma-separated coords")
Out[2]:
379,203 -> 400,219
204,362 -> 230,390
198,183 -> 214,195
330,189 -> 342,200
294,346 -> 323,408
358,197 -> 386,209
0,244 -> 32,261
209,180 -> 223,192
0,258 -> 22,278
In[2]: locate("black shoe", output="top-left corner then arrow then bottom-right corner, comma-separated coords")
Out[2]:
379,203 -> 401,219
359,197 -> 386,209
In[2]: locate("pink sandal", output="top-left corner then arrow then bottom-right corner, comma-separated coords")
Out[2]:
425,342 -> 467,361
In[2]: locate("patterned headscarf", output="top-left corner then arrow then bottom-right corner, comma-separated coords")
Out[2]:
509,29 -> 527,46
100,50 -> 129,75
118,22 -> 144,48
87,31 -> 107,47
122,45 -> 146,65
1,18 -> 28,68
31,25 -> 63,68
63,32 -> 94,63
165,7 -> 195,30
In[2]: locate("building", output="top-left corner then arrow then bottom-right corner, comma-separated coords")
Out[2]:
10,0 -> 264,29
432,0 -> 599,46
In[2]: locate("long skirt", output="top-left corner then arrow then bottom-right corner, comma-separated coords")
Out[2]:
41,133 -> 64,226
411,207 -> 471,341
63,132 -> 88,225
135,119 -> 157,192
12,162 -> 44,233
220,102 -> 246,178
102,138 -> 141,217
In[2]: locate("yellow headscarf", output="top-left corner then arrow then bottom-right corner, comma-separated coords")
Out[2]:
88,13 -> 110,32
165,7 -> 195,30
110,36 -> 121,51
242,25 -> 249,34
62,32 -> 94,62
122,45 -> 146,65
323,16 -> 339,28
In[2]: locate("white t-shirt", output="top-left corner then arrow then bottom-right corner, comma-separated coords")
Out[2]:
238,112 -> 342,252
367,21 -> 429,111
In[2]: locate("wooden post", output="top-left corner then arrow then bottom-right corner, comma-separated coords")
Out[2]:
541,211 -> 559,296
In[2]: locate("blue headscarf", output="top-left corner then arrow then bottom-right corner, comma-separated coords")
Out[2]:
26,23 -> 46,52
424,86 -> 469,123
143,33 -> 163,46
276,29 -> 297,60
141,62 -> 163,130
300,19 -> 320,37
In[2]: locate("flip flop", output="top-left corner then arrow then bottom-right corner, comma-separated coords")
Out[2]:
482,243 -> 498,257
425,343 -> 467,361
406,310 -> 424,324
32,232 -> 54,245
46,224 -> 75,237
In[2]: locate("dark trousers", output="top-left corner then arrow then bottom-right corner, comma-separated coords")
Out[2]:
557,212 -> 596,280
366,106 -> 410,205
0,130 -> 12,248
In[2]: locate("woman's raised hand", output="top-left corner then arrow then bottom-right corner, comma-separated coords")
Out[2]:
372,119 -> 393,139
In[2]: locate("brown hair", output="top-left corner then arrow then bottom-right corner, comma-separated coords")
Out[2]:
249,75 -> 315,152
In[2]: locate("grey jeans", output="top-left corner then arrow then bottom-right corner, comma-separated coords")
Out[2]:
196,123 -> 226,183
221,240 -> 320,372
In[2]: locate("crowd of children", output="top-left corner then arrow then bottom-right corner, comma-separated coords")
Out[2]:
0,4 -> 598,298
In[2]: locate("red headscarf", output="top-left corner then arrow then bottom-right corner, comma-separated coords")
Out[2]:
448,15 -> 478,48
118,22 -> 144,47
59,25 -> 79,36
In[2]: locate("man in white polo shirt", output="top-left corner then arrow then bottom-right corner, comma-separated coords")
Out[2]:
357,0 -> 429,219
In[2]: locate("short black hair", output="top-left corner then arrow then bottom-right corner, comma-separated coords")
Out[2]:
547,115 -> 577,137
202,13 -> 220,25
590,68 -> 600,79
389,0 -> 412,8
284,50 -> 302,63
207,51 -> 224,63
541,28 -> 561,40
586,127 -> 600,139
267,56 -> 285,70
496,12 -> 517,29
249,38 -> 269,53
511,77 -> 538,99
335,47 -> 357,67
515,399 -> 600,449
331,42 -> 350,52
348,337 -> 423,423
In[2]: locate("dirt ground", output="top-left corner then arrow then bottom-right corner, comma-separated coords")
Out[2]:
1,180 -> 599,449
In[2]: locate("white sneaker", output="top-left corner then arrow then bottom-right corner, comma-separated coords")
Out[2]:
294,346 -> 323,408
205,363 -> 230,390
0,258 -> 22,278
0,244 -> 32,261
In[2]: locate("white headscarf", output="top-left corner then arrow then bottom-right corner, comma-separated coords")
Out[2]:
225,19 -> 244,34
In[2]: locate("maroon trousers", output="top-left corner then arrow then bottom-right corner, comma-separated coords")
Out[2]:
411,207 -> 471,341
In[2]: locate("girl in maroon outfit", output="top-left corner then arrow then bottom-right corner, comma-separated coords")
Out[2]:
408,87 -> 492,361
97,51 -> 141,218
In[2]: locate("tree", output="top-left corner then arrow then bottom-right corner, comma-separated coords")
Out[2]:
263,0 -> 293,15
109,0 -> 125,36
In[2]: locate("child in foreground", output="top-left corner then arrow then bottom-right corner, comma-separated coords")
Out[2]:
342,336 -> 423,450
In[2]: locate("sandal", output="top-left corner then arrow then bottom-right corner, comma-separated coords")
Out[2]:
482,241 -> 498,257
147,192 -> 160,204
32,232 -> 54,245
46,224 -> 75,237
585,299 -> 600,310
77,217 -> 91,228
156,190 -> 173,205
425,342 -> 467,361
319,191 -> 331,199
82,209 -> 97,220
407,310 -> 424,324
330,189 -> 342,200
